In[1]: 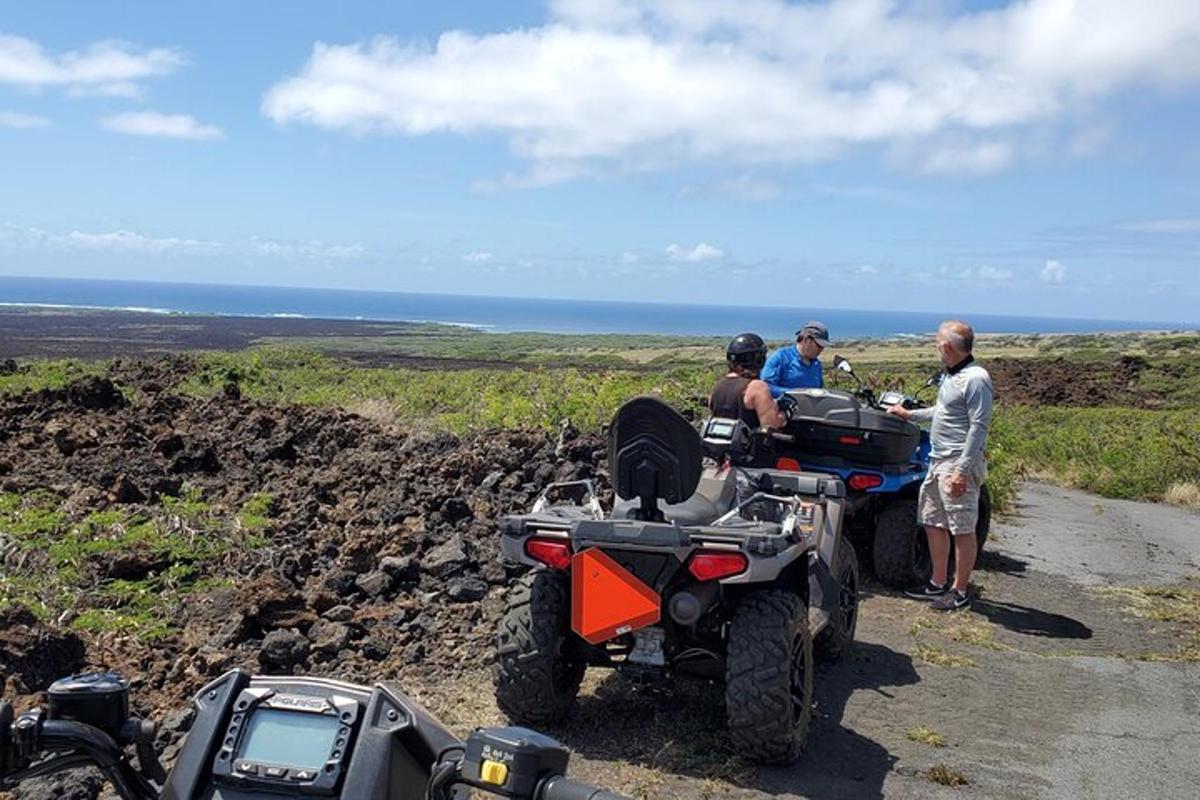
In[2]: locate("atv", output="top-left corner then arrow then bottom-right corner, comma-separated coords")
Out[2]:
1,669 -> 627,800
771,355 -> 990,588
494,397 -> 859,764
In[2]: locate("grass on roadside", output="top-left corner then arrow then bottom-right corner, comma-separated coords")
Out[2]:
927,764 -> 970,787
907,726 -> 946,747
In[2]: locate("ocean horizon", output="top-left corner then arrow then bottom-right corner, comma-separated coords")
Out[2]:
0,275 -> 1194,340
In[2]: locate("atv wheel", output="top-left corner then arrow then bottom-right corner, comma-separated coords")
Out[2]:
725,589 -> 814,764
912,484 -> 992,585
872,498 -> 921,588
494,569 -> 584,725
815,536 -> 859,661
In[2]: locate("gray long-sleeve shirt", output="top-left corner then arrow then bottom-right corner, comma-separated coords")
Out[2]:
909,361 -> 993,477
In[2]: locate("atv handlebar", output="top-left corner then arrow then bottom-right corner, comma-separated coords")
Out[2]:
538,775 -> 629,800
2,679 -> 633,800
1,709 -> 157,799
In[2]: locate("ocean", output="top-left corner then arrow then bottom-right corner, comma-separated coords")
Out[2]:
0,275 -> 1191,339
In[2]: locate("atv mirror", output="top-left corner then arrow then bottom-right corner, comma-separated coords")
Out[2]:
923,371 -> 943,389
834,356 -> 854,374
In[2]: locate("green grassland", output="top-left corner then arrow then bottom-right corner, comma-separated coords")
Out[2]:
4,329 -> 1200,514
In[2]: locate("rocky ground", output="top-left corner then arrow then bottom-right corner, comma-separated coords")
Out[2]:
0,359 -> 607,798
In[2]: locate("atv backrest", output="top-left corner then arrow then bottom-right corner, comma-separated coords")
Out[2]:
608,396 -> 702,521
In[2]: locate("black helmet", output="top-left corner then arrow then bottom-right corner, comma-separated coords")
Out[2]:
727,332 -> 767,372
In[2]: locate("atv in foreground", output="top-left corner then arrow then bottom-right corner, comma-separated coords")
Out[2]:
772,356 -> 990,587
494,397 -> 858,764
1,669 -> 627,800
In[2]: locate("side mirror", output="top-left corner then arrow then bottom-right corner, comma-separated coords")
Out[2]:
834,355 -> 853,374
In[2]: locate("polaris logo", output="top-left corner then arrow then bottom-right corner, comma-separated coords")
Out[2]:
271,695 -> 327,712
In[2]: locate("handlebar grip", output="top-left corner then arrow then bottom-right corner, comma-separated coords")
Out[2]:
538,775 -> 631,800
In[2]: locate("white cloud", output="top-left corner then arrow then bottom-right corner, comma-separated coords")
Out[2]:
0,34 -> 183,95
1041,259 -> 1068,284
62,229 -> 220,254
678,175 -> 783,202
911,140 -> 1015,176
463,250 -> 494,262
666,242 -> 724,262
253,238 -> 367,260
0,111 -> 50,129
977,265 -> 1014,281
621,250 -> 639,264
850,264 -> 879,277
1119,218 -> 1200,234
262,0 -> 1200,181
100,112 -> 224,141
915,264 -> 1015,283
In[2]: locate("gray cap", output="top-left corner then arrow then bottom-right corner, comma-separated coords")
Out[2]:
796,321 -> 830,347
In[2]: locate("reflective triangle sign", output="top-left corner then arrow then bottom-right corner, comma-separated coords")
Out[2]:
571,548 -> 661,645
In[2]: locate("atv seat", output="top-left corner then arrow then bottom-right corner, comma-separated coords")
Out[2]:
613,470 -> 735,525
608,396 -> 703,522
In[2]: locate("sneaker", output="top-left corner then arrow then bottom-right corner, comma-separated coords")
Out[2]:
904,581 -> 949,601
932,590 -> 971,612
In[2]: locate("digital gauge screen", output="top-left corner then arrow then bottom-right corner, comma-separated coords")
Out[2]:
237,709 -> 341,770
707,420 -> 735,437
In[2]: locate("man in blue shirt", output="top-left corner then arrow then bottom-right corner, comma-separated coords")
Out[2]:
761,321 -> 830,398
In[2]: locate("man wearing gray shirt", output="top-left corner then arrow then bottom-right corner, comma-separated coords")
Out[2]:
888,320 -> 993,611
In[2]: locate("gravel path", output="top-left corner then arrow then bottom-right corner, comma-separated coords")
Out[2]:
428,482 -> 1200,799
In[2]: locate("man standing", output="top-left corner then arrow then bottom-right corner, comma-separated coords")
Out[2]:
761,321 -> 830,398
888,320 -> 993,611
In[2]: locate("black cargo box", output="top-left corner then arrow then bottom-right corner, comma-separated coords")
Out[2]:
782,388 -> 920,466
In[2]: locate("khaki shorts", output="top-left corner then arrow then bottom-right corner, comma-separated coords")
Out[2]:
918,459 -> 985,536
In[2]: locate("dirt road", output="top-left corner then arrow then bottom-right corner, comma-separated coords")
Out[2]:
420,482 -> 1200,800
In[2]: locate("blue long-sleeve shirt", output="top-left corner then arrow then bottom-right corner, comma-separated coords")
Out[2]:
761,346 -> 823,397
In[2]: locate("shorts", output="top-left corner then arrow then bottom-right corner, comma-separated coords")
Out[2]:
918,459 -> 985,536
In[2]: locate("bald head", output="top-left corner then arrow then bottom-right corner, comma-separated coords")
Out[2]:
938,320 -> 975,356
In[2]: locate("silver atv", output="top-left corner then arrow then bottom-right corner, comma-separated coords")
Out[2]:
493,397 -> 860,764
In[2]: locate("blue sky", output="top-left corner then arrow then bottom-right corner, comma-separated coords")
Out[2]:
1,0 -> 1199,323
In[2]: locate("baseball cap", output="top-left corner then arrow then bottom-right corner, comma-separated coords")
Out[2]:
796,321 -> 831,348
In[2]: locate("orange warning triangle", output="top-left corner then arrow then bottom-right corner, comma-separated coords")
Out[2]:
571,548 -> 661,645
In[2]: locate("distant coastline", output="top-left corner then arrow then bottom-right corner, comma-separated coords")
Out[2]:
0,275 -> 1195,339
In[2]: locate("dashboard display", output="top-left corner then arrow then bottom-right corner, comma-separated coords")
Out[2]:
237,709 -> 341,770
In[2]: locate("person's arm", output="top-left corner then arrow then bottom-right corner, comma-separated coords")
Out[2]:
745,379 -> 786,429
887,404 -> 934,423
955,372 -> 993,479
759,350 -> 786,398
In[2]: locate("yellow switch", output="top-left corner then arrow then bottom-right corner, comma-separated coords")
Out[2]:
480,760 -> 508,786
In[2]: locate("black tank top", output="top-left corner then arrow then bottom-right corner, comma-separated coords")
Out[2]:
710,375 -> 760,430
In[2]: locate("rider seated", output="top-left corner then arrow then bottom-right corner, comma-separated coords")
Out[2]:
709,333 -> 787,430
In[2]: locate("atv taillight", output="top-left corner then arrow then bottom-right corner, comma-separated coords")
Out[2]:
838,435 -> 863,445
847,472 -> 884,491
687,551 -> 748,582
525,537 -> 572,570
775,457 -> 801,471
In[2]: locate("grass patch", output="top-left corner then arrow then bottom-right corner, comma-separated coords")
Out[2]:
1164,481 -> 1200,509
992,406 -> 1200,503
927,764 -> 970,787
0,358 -> 107,395
913,643 -> 975,668
0,489 -> 269,640
1098,584 -> 1200,663
907,726 -> 946,747
1095,586 -> 1200,625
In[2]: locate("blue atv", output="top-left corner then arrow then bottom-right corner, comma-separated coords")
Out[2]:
771,356 -> 990,588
